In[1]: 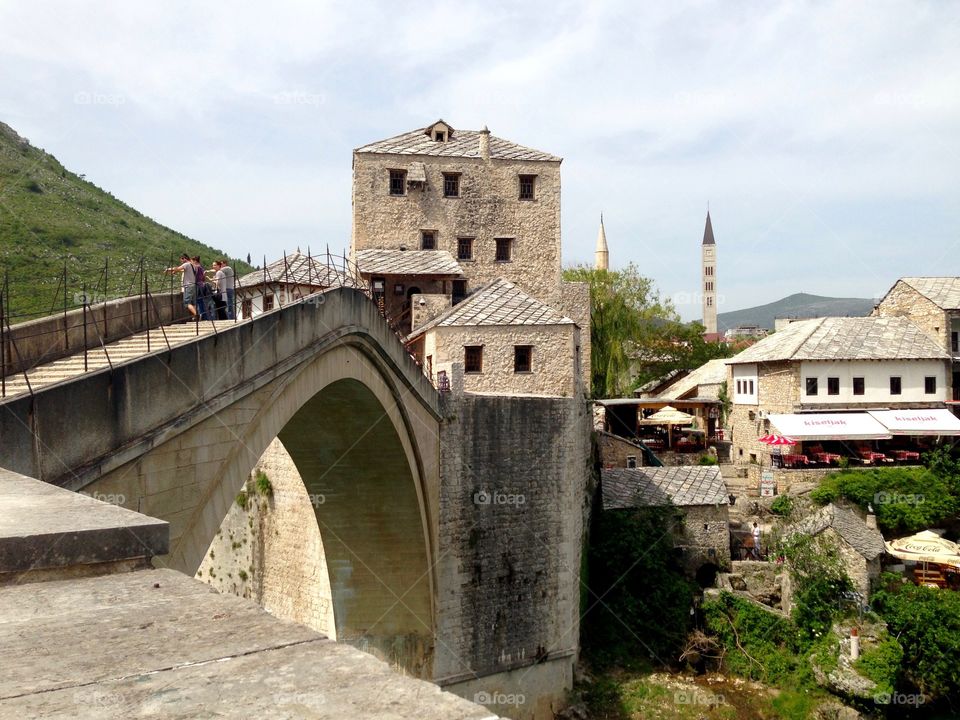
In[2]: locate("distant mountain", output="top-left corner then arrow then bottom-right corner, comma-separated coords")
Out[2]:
0,121 -> 252,320
715,292 -> 875,331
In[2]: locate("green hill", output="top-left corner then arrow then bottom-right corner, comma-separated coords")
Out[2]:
0,121 -> 252,321
716,292 -> 875,331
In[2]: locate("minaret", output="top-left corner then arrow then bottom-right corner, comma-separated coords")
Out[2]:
594,214 -> 609,270
701,210 -> 718,336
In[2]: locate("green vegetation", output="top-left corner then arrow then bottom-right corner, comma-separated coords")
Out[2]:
238,569 -> 248,581
810,464 -> 959,535
779,533 -> 853,641
872,575 -> 960,702
255,470 -> 273,497
0,121 -> 251,320
562,264 -> 732,397
697,455 -> 718,466
235,490 -> 249,510
583,506 -> 694,666
853,634 -> 903,695
770,495 -> 794,517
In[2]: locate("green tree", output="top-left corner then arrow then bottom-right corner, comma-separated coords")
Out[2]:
563,264 -> 732,398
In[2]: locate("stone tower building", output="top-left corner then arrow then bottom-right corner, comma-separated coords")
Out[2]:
594,215 -> 609,270
701,210 -> 718,336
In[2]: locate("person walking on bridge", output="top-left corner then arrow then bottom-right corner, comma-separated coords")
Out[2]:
213,260 -> 235,320
164,253 -> 198,319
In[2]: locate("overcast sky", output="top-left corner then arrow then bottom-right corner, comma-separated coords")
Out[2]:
1,1 -> 958,319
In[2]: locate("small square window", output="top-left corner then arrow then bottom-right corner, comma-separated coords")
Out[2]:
806,377 -> 818,396
435,131 -> 445,142
514,345 -> 532,373
495,238 -> 512,262
925,376 -> 937,394
890,376 -> 902,395
457,237 -> 474,260
421,230 -> 436,250
465,345 -> 482,373
827,377 -> 840,395
443,172 -> 460,198
626,456 -> 637,469
853,377 -> 865,395
519,174 -> 536,200
263,294 -> 275,311
389,170 -> 406,196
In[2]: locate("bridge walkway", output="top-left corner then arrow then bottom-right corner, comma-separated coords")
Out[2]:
1,320 -> 236,399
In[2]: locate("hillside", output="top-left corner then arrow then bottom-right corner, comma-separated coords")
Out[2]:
716,292 -> 875,331
0,121 -> 252,320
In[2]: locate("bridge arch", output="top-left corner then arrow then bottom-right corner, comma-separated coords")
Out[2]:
163,340 -> 437,672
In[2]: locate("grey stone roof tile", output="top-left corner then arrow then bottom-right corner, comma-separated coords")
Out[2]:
727,316 -> 949,364
900,277 -> 960,310
355,249 -> 463,276
355,126 -> 561,163
601,466 -> 728,510
786,503 -> 886,560
406,278 -> 574,340
238,252 -> 360,289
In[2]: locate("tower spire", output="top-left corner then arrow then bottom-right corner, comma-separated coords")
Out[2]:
701,209 -> 718,336
594,214 -> 609,270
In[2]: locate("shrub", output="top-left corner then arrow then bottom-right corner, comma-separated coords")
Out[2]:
779,533 -> 853,641
255,470 -> 273,497
697,454 -> 718,466
235,490 -> 248,510
810,467 -> 958,535
23,179 -> 42,193
770,495 -> 794,517
238,569 -> 248,581
854,634 -> 903,695
872,575 -> 960,701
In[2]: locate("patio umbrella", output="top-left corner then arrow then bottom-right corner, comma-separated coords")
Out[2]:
885,530 -> 960,569
757,434 -> 796,446
639,405 -> 694,448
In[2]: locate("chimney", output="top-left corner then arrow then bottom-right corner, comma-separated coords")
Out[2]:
479,126 -> 490,160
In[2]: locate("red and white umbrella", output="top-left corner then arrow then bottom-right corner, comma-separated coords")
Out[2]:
757,434 -> 796,446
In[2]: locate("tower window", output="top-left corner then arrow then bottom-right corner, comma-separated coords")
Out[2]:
705,266 -> 714,276
514,345 -> 532,373
443,172 -> 460,198
519,175 -> 536,200
389,170 -> 406,196
452,279 -> 467,304
421,230 -> 436,250
706,297 -> 712,306
465,345 -> 483,373
457,237 -> 474,260
495,238 -> 513,262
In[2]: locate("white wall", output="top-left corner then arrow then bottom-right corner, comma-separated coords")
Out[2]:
798,359 -> 947,405
732,363 -> 758,405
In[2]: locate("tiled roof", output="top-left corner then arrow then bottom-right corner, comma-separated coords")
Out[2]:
406,278 -> 574,340
787,503 -> 885,560
601,466 -> 728,509
355,125 -> 561,163
655,359 -> 728,401
727,316 -> 949,364
238,252 -> 361,289
355,249 -> 463,276
899,277 -> 960,311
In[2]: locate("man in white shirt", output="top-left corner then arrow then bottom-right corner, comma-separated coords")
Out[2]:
214,260 -> 236,320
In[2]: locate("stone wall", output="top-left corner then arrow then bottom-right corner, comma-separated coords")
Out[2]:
598,431 -> 646,468
435,393 -> 592,719
196,438 -> 336,639
874,280 -> 950,351
729,361 -> 799,462
427,323 -> 581,397
780,529 -> 877,613
557,281 -> 591,392
352,151 -> 562,307
677,504 -> 731,573
412,292 -> 452,331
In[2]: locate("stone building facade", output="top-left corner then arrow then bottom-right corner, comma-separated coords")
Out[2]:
352,120 -> 562,305
408,278 -> 582,398
727,316 -> 953,462
353,119 -> 589,397
601,466 -> 731,575
874,277 -> 960,402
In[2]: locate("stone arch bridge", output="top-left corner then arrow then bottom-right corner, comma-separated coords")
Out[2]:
0,287 -> 590,719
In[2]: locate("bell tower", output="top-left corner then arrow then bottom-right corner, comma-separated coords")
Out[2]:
701,210 -> 717,336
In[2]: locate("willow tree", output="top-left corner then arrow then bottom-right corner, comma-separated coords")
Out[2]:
563,263 -> 677,398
